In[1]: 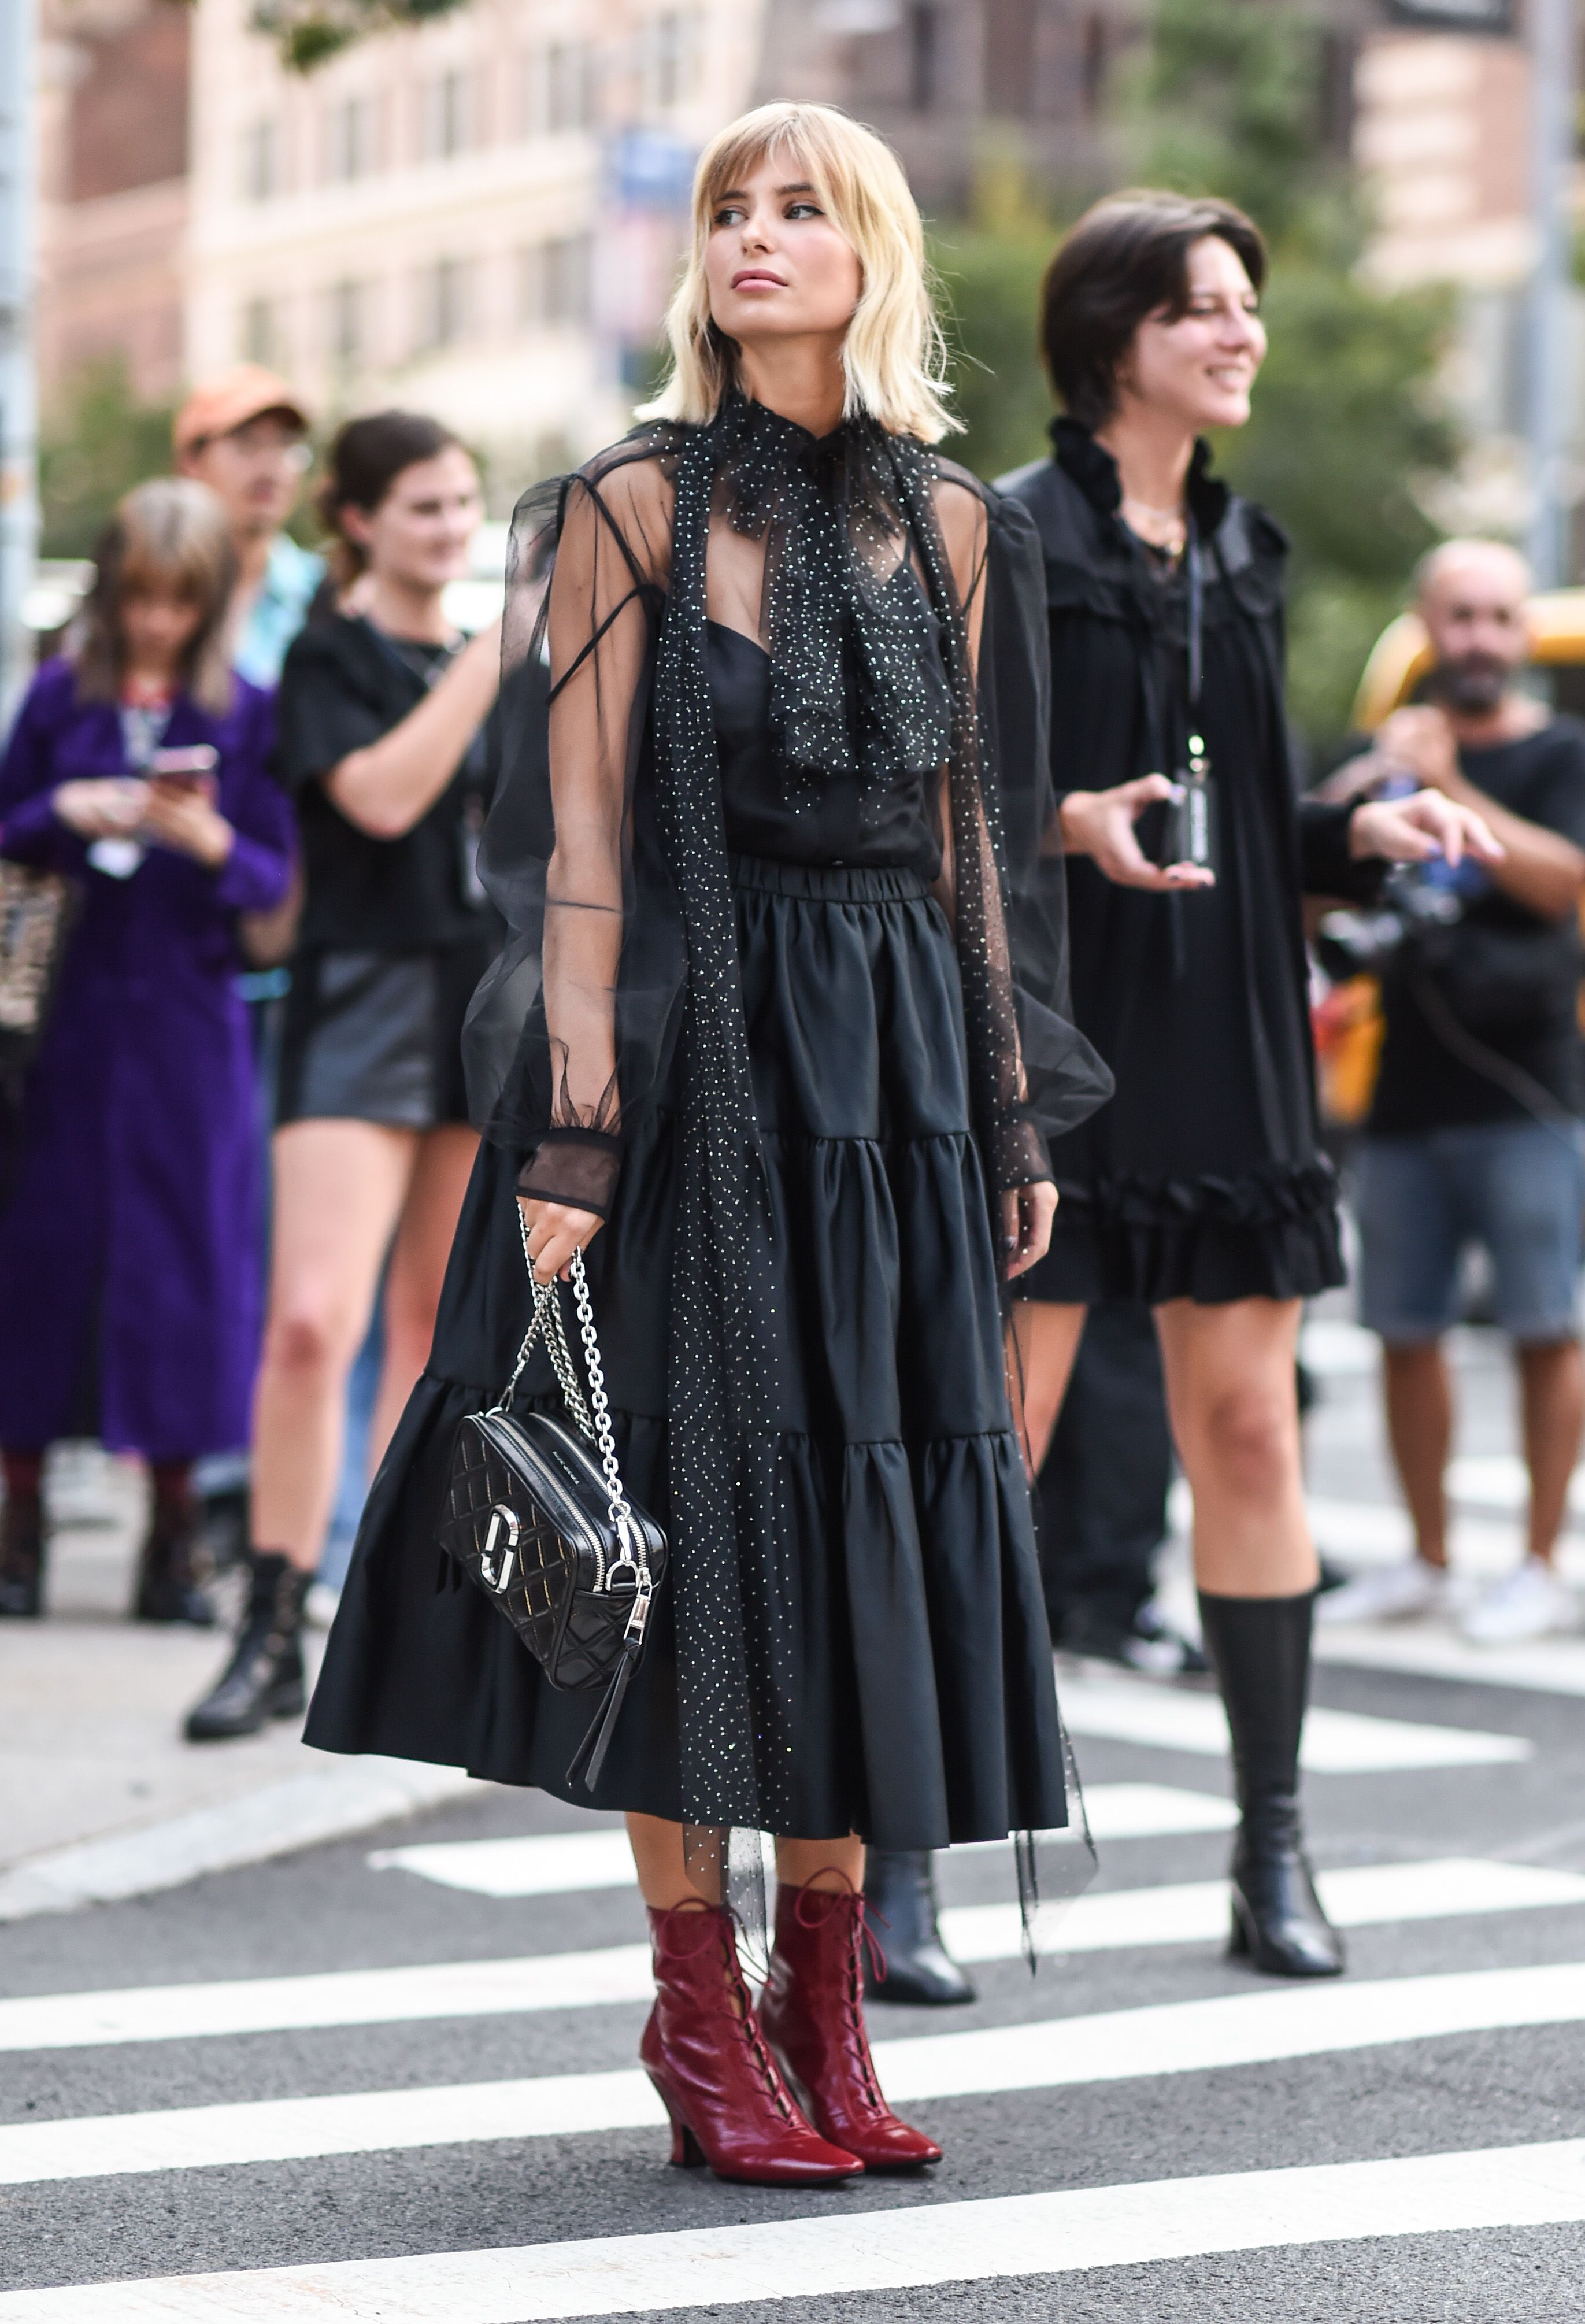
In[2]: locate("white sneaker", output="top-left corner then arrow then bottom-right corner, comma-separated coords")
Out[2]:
1316,1559 -> 1450,1626
1460,1558 -> 1577,1646
303,1581 -> 342,1631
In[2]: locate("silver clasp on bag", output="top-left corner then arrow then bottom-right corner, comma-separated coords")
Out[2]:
480,1504 -> 521,1592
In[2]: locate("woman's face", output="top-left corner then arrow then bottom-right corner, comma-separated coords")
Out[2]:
119,581 -> 205,679
1116,234 -> 1266,433
703,151 -> 863,358
344,445 -> 482,591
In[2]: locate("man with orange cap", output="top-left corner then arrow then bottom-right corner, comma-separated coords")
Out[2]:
173,365 -> 321,687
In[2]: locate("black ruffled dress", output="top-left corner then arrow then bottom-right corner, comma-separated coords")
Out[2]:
306,399 -> 1111,1855
1000,421 -> 1377,1308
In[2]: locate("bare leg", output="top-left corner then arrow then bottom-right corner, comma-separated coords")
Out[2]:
625,1815 -> 865,1909
1382,1341 -> 1453,1568
1153,1297 -> 1316,1596
1010,1301 -> 1088,1478
368,1124 -> 478,1478
250,1122 -> 416,1570
1519,1337 -> 1585,1567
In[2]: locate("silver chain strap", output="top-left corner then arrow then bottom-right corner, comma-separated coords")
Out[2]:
495,1208 -> 637,1554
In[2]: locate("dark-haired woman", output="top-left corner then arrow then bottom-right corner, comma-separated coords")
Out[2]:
1000,193 -> 1499,1975
0,479 -> 295,1620
184,412 -> 502,1740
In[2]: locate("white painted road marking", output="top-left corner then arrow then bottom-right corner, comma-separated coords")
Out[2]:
1057,1667 -> 1531,1768
6,1856 -> 1581,2055
7,1957 -> 1585,2186
369,1785 -> 1237,1899
3,2139 -> 1584,2318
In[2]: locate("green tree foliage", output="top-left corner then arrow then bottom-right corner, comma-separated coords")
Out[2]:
929,172 -> 1058,485
166,0 -> 467,74
1135,0 -> 1459,749
39,359 -> 177,560
934,0 -> 1461,751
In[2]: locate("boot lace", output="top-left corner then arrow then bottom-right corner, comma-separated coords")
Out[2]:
791,1881 -> 888,2110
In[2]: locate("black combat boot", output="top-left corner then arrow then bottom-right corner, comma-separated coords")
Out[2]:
184,1551 -> 309,1741
0,1494 -> 45,1619
133,1467 -> 216,1626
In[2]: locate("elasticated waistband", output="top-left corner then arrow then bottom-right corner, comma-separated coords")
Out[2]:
728,853 -> 935,904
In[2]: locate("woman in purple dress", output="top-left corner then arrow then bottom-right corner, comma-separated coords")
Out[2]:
0,478 -> 295,1621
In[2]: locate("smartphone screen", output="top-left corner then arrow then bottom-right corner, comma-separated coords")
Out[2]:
149,745 -> 219,789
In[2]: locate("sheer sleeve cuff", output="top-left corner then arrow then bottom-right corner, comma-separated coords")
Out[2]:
998,1113 -> 1053,1189
516,1128 -> 624,1219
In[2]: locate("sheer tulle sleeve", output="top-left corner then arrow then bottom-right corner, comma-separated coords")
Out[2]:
461,438 -> 683,1218
932,469 -> 1113,1190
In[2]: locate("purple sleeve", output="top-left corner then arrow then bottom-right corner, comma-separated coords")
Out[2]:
0,669 -> 90,874
213,686 -> 295,914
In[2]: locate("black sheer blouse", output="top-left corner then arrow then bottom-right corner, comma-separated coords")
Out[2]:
1001,421 -> 1378,1293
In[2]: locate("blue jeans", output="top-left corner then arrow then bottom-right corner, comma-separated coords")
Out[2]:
1354,1119 -> 1585,1345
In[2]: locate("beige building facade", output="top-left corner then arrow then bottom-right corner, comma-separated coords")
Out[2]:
184,0 -> 766,492
36,0 -> 190,403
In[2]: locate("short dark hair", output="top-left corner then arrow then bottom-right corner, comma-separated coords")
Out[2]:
1039,191 -> 1268,430
317,409 -> 464,583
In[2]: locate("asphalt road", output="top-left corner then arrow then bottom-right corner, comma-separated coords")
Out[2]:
3,1320 -> 1585,2319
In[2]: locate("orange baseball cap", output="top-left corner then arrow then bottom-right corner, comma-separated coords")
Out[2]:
173,365 -> 310,457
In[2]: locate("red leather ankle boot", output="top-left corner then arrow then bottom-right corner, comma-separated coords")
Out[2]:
639,1902 -> 864,2185
760,1878 -> 942,2171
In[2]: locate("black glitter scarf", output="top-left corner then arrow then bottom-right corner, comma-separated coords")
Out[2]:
651,394 -> 1016,1855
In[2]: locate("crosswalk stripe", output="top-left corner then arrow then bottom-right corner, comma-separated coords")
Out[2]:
5,1856 -> 1579,2055
942,1856 -> 1585,1960
1316,1622 -> 1585,1702
3,2137 -> 1584,2317
6,1958 -> 1585,2186
369,1785 -> 1238,1899
1057,1668 -> 1530,1768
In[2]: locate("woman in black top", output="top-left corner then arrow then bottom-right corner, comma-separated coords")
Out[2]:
186,410 -> 502,1742
1001,194 -> 1497,1977
306,102 -> 1109,2185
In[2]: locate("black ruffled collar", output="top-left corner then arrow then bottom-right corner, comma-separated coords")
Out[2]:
1050,415 -> 1230,538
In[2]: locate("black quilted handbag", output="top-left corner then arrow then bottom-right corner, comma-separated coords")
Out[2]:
437,1219 -> 666,1789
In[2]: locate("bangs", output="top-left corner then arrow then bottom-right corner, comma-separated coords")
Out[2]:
118,538 -> 208,600
699,121 -> 835,228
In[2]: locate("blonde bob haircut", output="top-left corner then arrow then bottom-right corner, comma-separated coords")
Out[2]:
639,101 -> 958,445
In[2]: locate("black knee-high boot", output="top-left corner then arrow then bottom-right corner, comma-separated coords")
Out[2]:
1197,1587 -> 1344,1979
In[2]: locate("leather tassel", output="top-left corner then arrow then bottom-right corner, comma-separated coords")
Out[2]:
566,1639 -> 639,1792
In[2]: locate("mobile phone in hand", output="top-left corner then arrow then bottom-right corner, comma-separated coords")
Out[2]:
149,745 -> 219,791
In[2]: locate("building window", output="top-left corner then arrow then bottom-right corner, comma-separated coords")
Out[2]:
526,42 -> 596,136
642,11 -> 700,113
908,4 -> 937,113
325,95 -> 374,183
328,279 -> 366,367
240,296 -> 277,365
519,233 -> 593,327
416,256 -> 472,350
240,119 -> 278,203
428,69 -> 473,159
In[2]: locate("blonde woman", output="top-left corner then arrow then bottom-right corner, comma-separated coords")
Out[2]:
307,103 -> 1108,2184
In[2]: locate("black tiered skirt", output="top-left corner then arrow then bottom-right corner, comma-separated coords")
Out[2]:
305,857 -> 1068,1847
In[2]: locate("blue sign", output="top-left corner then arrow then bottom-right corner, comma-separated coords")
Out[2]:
610,128 -> 696,212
